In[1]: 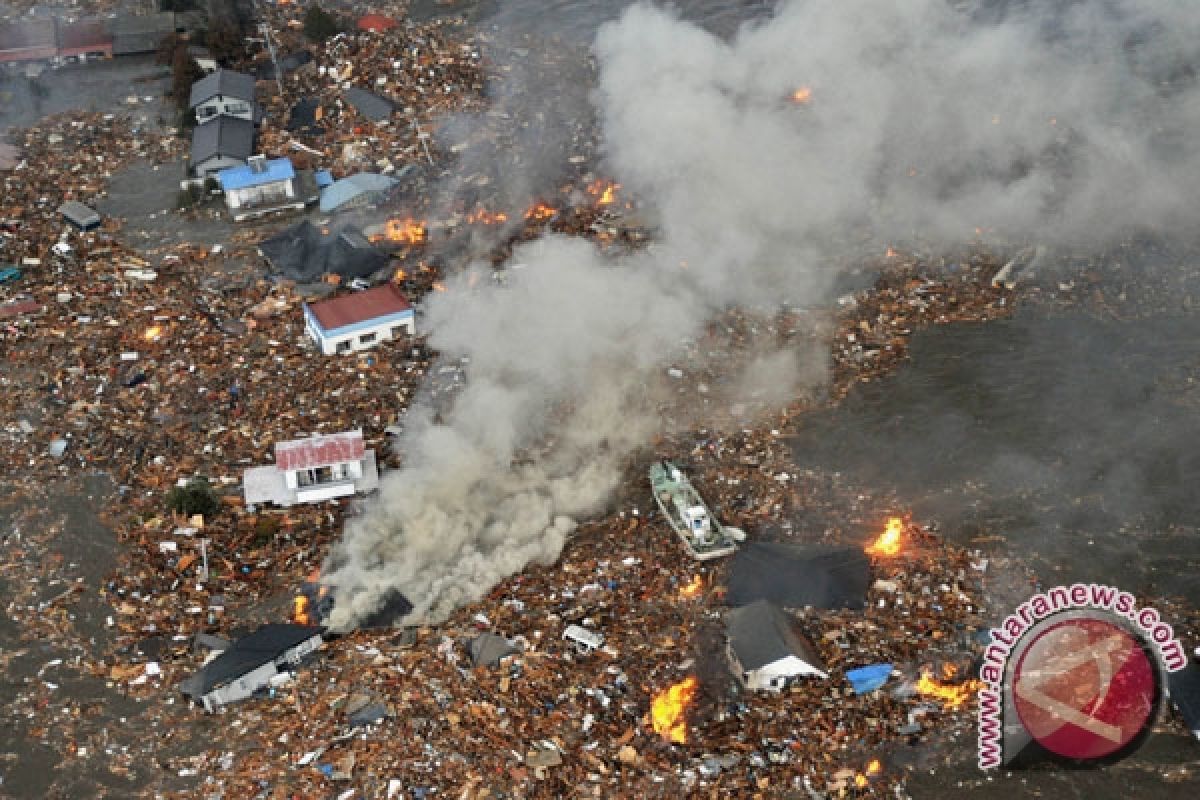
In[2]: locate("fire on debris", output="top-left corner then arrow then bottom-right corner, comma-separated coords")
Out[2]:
914,663 -> 982,709
293,568 -> 328,626
853,758 -> 883,788
651,676 -> 698,744
378,218 -> 427,245
866,517 -> 904,557
466,207 -> 510,225
524,201 -> 557,222
586,179 -> 620,207
790,86 -> 813,104
679,574 -> 704,599
142,325 -> 164,342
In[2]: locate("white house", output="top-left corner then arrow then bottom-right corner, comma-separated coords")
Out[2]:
303,282 -> 415,356
189,69 -> 258,125
179,624 -> 323,713
243,429 -> 379,507
218,156 -> 306,221
725,600 -> 827,692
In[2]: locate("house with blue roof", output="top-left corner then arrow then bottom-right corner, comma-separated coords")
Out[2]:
217,156 -> 309,222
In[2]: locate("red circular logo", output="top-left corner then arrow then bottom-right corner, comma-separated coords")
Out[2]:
1012,616 -> 1158,761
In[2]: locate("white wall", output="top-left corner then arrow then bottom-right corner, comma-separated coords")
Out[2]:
196,96 -> 254,125
313,317 -> 415,356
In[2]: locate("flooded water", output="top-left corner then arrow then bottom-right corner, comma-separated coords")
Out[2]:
788,310 -> 1200,605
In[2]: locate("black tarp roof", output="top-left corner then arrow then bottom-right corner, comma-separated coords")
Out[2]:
181,624 -> 322,696
725,542 -> 870,610
258,221 -> 388,282
1169,661 -> 1200,738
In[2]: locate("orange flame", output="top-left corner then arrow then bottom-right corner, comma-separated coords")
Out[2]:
524,202 -> 556,222
586,179 -> 620,207
466,208 -> 509,225
142,325 -> 164,342
914,666 -> 982,709
383,218 -> 426,245
394,268 -> 407,282
853,758 -> 883,788
886,247 -> 897,258
432,281 -> 447,292
293,595 -> 312,625
791,86 -> 813,104
866,517 -> 904,557
679,575 -> 704,599
651,676 -> 698,743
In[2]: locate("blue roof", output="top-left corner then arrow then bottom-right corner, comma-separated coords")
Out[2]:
218,158 -> 295,191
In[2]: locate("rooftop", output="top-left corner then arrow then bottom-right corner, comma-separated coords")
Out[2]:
218,158 -> 295,191
306,282 -> 412,332
275,429 -> 365,472
190,116 -> 255,167
189,69 -> 257,108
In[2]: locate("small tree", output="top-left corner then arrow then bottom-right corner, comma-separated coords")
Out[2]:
303,5 -> 341,43
167,477 -> 220,518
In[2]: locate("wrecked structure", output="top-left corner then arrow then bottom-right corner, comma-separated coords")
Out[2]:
243,429 -> 379,507
725,600 -> 828,691
180,624 -> 324,713
650,460 -> 744,560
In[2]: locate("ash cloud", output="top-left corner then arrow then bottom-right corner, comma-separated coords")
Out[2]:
324,0 -> 1200,629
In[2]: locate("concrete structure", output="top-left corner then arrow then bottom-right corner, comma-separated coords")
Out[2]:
189,116 -> 255,181
725,600 -> 827,692
303,282 -> 414,356
243,429 -> 379,507
218,156 -> 304,221
180,624 -> 323,713
190,69 -> 258,126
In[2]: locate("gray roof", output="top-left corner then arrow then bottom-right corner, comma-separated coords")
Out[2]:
726,543 -> 870,610
343,87 -> 395,123
467,633 -> 517,667
190,69 -> 257,108
190,116 -> 256,167
181,624 -> 322,698
725,600 -> 824,672
59,201 -> 100,228
319,172 -> 399,212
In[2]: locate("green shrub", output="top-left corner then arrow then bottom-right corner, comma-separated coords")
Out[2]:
167,477 -> 219,518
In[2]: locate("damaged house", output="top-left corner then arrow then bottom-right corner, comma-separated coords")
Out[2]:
303,282 -> 415,356
243,428 -> 380,507
258,220 -> 389,283
725,600 -> 827,692
180,624 -> 323,712
190,69 -> 259,126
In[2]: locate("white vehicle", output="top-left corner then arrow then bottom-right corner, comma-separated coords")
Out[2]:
562,625 -> 604,655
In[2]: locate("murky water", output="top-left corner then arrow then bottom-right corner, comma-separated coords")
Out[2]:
788,310 -> 1200,605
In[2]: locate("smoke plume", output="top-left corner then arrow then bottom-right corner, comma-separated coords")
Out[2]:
323,0 -> 1200,629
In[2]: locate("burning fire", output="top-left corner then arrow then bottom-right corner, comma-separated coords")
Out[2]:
142,325 -> 164,342
381,218 -> 426,245
466,208 -> 510,225
914,665 -> 982,709
432,281 -> 447,292
293,594 -> 312,625
586,179 -> 620,207
394,268 -> 407,282
866,517 -> 904,557
524,202 -> 556,222
651,676 -> 698,744
853,758 -> 883,788
886,247 -> 898,258
679,574 -> 704,599
791,86 -> 813,104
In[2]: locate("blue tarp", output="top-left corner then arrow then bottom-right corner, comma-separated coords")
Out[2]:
846,664 -> 893,694
319,172 -> 399,212
218,158 -> 295,190
314,169 -> 334,188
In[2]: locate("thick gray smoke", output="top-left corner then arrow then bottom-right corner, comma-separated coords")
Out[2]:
323,0 -> 1200,629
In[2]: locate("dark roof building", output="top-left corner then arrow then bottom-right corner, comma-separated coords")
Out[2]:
725,600 -> 826,691
726,542 -> 870,610
190,69 -> 258,109
59,201 -> 101,230
190,116 -> 256,169
259,221 -> 388,282
180,624 -> 323,712
343,86 -> 395,123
